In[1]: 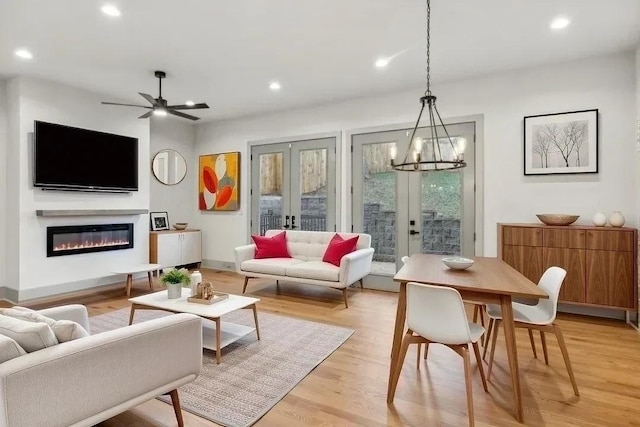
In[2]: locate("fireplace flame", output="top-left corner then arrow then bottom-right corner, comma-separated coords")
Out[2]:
53,239 -> 130,251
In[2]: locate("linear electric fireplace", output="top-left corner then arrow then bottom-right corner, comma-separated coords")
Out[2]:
47,224 -> 134,257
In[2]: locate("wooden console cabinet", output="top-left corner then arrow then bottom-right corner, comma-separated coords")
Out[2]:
498,223 -> 637,310
149,229 -> 202,269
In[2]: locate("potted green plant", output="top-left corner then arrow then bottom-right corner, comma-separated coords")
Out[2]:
160,268 -> 190,299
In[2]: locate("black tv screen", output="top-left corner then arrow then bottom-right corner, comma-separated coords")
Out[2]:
34,121 -> 139,192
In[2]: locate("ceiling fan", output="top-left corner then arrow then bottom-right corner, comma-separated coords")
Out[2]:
101,71 -> 209,121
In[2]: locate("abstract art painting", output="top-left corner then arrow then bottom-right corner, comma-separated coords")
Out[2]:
199,152 -> 240,211
524,109 -> 598,175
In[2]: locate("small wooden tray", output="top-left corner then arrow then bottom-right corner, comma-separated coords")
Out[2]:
187,291 -> 229,305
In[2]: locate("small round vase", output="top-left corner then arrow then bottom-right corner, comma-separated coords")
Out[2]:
608,211 -> 625,227
592,212 -> 607,227
166,283 -> 183,299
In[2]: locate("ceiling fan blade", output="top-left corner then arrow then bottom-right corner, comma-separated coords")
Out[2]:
167,103 -> 210,110
168,109 -> 200,121
138,111 -> 154,119
138,92 -> 159,106
102,101 -> 152,108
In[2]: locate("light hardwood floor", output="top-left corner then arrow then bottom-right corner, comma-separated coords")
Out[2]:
19,269 -> 640,426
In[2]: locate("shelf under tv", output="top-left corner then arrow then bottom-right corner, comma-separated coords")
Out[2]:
35,209 -> 149,217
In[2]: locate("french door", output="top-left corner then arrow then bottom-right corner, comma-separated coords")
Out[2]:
251,137 -> 337,235
352,122 -> 476,276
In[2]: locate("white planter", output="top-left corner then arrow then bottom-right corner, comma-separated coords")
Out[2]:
166,283 -> 183,299
592,212 -> 607,227
608,211 -> 625,227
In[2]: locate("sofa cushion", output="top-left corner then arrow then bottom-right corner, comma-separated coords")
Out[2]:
0,334 -> 27,363
285,261 -> 340,282
241,258 -> 305,276
323,234 -> 359,267
252,231 -> 291,259
0,307 -> 89,343
0,314 -> 59,352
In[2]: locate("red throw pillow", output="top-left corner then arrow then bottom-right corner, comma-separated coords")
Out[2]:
323,234 -> 359,267
252,231 -> 291,259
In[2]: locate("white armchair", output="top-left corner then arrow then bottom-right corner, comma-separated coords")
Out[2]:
0,304 -> 202,427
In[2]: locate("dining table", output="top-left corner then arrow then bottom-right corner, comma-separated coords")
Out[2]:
387,254 -> 549,423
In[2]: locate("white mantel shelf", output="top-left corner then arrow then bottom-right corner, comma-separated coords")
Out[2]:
35,209 -> 149,217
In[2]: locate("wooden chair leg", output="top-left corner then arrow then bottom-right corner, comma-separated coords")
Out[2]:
472,342 -> 488,392
359,278 -> 364,288
473,305 -> 479,323
553,324 -> 579,396
342,288 -> 349,308
168,389 -> 184,427
528,329 -> 537,358
483,318 -> 494,359
487,320 -> 501,380
388,332 -> 413,402
242,277 -> 249,294
461,345 -> 475,427
416,343 -> 421,368
147,271 -> 154,291
423,342 -> 429,359
540,331 -> 549,365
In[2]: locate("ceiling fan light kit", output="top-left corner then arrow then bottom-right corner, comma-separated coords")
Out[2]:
101,70 -> 209,121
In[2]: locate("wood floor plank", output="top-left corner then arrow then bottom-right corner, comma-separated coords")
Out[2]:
14,269 -> 640,426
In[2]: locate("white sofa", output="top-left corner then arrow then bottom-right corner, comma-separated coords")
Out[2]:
235,230 -> 374,307
0,304 -> 202,427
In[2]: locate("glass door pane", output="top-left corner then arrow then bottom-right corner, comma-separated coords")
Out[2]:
251,143 -> 290,236
290,138 -> 336,232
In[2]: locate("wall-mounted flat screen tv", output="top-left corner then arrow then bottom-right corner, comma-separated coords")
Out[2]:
34,121 -> 139,192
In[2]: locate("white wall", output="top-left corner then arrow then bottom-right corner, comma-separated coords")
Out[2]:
196,51 -> 637,264
150,118 -> 196,225
7,76 -> 150,300
0,80 -> 7,291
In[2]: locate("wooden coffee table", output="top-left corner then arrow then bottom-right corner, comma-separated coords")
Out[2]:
128,290 -> 260,364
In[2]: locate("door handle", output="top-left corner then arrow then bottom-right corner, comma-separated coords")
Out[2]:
283,215 -> 290,229
291,215 -> 298,229
409,230 -> 420,235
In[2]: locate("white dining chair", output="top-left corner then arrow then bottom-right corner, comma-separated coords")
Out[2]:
388,282 -> 488,427
484,266 -> 579,396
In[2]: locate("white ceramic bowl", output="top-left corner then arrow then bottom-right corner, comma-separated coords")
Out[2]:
442,256 -> 474,270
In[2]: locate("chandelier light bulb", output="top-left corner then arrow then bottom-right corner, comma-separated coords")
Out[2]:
415,138 -> 423,153
456,137 -> 467,154
389,145 -> 397,160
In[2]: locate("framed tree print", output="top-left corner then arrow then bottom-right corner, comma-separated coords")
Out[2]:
524,109 -> 598,175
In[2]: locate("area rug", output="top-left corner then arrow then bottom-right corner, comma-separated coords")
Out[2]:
90,307 -> 354,427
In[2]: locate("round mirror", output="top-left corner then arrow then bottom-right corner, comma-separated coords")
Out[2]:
152,149 -> 187,185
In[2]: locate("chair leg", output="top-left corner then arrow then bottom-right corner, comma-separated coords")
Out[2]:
168,389 -> 184,427
483,318 -> 494,357
242,277 -> 249,294
423,342 -> 429,359
461,345 -> 475,427
388,332 -> 413,403
359,278 -> 364,288
528,329 -> 537,359
473,305 -> 479,323
540,331 -> 549,365
487,320 -> 501,381
342,288 -> 349,308
472,342 -> 488,392
416,343 -> 421,368
553,324 -> 579,396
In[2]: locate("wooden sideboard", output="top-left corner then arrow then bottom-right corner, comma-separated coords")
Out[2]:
149,229 -> 202,269
498,223 -> 638,310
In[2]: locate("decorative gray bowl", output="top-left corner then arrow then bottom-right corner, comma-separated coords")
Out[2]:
536,214 -> 579,226
173,223 -> 188,230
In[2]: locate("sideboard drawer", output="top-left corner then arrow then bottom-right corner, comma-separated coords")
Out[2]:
543,228 -> 586,249
502,226 -> 543,247
586,230 -> 634,252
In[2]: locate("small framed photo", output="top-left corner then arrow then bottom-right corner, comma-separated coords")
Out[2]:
150,211 -> 169,231
524,109 -> 598,175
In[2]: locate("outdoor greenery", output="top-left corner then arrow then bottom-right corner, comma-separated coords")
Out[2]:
160,268 -> 191,287
363,171 -> 461,218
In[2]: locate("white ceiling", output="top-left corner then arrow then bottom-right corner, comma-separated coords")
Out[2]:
1,0 -> 639,122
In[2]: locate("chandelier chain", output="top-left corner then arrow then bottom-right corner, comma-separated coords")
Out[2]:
425,0 -> 431,96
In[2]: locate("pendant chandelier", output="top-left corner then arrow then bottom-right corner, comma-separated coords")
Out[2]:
391,0 -> 467,172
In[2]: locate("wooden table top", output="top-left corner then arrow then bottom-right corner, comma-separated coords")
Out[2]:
394,254 -> 548,300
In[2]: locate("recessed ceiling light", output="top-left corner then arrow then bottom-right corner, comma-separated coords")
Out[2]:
153,109 -> 167,117
269,81 -> 281,91
550,16 -> 570,30
14,49 -> 33,60
375,58 -> 389,68
101,4 -> 122,17
185,100 -> 195,107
